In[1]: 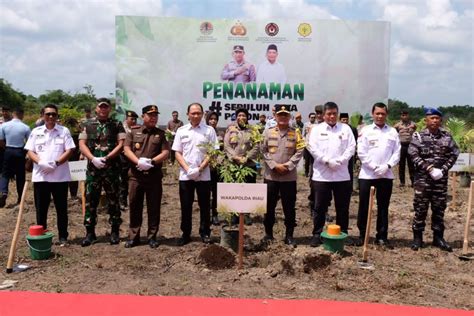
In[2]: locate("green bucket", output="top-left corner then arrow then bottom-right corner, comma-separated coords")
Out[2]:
321,231 -> 348,254
26,232 -> 54,260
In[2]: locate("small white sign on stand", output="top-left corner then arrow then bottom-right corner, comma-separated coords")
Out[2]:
68,160 -> 87,181
450,153 -> 473,172
217,183 -> 267,269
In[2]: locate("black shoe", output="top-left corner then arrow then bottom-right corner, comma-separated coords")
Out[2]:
284,236 -> 297,248
124,239 -> 140,248
81,233 -> 97,247
212,215 -> 220,226
0,194 -> 7,208
201,235 -> 212,244
110,231 -> 120,245
177,235 -> 191,246
310,234 -> 322,247
432,236 -> 452,252
261,234 -> 274,244
148,239 -> 159,248
375,239 -> 393,249
355,237 -> 364,247
411,231 -> 423,251
57,238 -> 68,247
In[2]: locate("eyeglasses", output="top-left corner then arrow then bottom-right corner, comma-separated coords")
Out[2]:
44,112 -> 58,117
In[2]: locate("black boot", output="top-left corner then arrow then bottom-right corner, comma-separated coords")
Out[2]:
432,231 -> 452,252
411,230 -> 423,251
261,226 -> 274,243
110,225 -> 120,245
81,227 -> 97,247
284,227 -> 297,248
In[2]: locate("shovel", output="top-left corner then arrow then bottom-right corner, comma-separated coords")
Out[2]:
459,180 -> 473,261
6,181 -> 29,273
358,186 -> 375,270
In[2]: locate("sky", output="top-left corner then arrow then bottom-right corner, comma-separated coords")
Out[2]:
0,0 -> 472,107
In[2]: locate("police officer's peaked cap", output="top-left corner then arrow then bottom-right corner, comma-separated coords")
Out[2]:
275,104 -> 291,115
339,113 -> 349,119
424,107 -> 442,117
233,45 -> 244,52
235,107 -> 249,118
142,105 -> 160,114
126,110 -> 138,118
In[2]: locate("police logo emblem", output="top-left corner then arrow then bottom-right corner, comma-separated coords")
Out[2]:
297,23 -> 312,37
265,23 -> 279,36
135,143 -> 141,150
230,21 -> 247,36
200,22 -> 213,35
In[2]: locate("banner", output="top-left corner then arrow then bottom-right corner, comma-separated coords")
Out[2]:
116,17 -> 390,126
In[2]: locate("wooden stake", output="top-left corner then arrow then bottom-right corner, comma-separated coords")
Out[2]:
238,213 -> 244,269
362,186 -> 376,262
80,181 -> 86,217
6,181 -> 29,273
451,173 -> 457,206
462,181 -> 473,255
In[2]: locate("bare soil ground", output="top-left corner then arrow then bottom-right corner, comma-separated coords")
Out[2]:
1,166 -> 473,310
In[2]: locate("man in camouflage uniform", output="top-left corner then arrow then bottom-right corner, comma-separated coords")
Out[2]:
261,104 -> 305,247
408,107 -> 459,252
120,110 -> 139,210
79,98 -> 126,246
123,105 -> 169,248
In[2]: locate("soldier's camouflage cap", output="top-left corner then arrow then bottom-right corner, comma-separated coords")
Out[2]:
126,110 -> 138,118
142,105 -> 160,114
424,107 -> 442,117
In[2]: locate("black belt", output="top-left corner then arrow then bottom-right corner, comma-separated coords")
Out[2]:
5,147 -> 24,150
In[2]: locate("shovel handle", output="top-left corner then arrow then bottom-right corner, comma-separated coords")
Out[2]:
6,181 -> 29,273
362,186 -> 376,262
462,181 -> 473,255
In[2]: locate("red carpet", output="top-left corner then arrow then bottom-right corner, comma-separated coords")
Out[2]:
0,291 -> 471,315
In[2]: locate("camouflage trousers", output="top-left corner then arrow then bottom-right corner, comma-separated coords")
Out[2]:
84,169 -> 122,228
412,178 -> 447,233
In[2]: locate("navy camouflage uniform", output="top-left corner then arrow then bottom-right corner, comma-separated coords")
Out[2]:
79,117 -> 126,230
408,128 -> 459,242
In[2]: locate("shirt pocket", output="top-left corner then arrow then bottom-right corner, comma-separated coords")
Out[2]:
35,140 -> 46,153
53,137 -> 65,152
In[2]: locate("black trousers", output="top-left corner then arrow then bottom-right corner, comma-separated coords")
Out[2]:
0,147 -> 26,199
34,182 -> 69,239
303,149 -> 313,177
210,169 -> 219,217
311,180 -> 351,235
357,178 -> 393,240
399,143 -> 414,185
263,180 -> 297,235
179,180 -> 211,237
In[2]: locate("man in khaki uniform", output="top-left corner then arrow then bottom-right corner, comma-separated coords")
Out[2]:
123,105 -> 170,248
261,104 -> 305,247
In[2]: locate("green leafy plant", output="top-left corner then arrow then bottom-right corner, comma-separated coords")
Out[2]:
445,117 -> 474,153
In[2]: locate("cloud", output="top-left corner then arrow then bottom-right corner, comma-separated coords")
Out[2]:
0,0 -> 172,96
242,0 -> 338,20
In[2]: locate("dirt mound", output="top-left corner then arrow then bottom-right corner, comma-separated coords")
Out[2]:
198,244 -> 235,269
303,254 -> 331,273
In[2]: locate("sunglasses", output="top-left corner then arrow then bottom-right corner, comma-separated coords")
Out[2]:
44,112 -> 58,117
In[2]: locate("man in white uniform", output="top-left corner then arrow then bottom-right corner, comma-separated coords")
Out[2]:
256,44 -> 287,84
307,102 -> 356,247
172,103 -> 219,246
356,103 -> 400,248
25,104 -> 75,245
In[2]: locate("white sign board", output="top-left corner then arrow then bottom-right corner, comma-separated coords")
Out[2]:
68,160 -> 87,181
217,183 -> 267,214
450,153 -> 473,172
